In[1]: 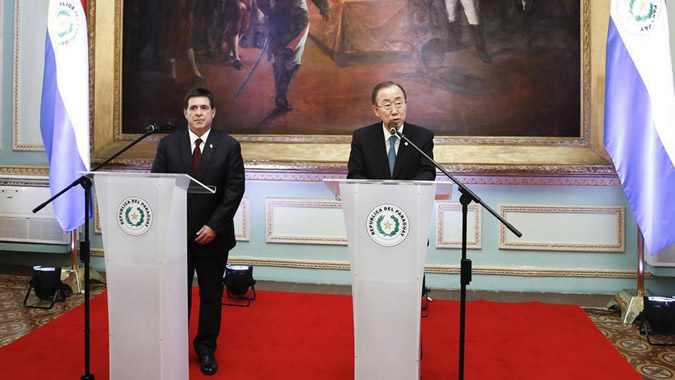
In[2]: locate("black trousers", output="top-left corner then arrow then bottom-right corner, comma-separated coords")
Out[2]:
187,245 -> 228,357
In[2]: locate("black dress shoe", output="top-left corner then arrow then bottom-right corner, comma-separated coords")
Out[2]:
192,74 -> 207,83
274,97 -> 294,112
200,355 -> 218,376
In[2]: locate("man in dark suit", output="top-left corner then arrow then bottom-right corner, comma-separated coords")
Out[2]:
151,88 -> 245,376
348,81 -> 436,180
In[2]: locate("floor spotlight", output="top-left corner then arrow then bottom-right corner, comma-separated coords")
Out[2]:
641,296 -> 675,346
23,266 -> 71,309
223,265 -> 256,307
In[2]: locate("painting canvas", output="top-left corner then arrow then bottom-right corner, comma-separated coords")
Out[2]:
121,0 -> 580,137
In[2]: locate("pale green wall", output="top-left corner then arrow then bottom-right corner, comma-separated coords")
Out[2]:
1,1 -> 674,295
234,181 -> 650,294
0,1 -> 76,261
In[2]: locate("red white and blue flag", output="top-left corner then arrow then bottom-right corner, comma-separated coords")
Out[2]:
604,0 -> 675,255
39,0 -> 90,232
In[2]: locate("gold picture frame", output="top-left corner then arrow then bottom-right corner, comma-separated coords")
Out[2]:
90,0 -> 613,177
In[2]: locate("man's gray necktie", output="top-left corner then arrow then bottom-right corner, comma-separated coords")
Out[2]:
388,135 -> 397,177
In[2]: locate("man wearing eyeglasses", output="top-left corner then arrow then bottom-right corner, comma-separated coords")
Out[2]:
347,81 -> 436,180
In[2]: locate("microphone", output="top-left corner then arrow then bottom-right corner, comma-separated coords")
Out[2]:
388,122 -> 398,136
145,122 -> 174,133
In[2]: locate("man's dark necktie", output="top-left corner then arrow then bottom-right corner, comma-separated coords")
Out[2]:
388,135 -> 397,177
192,138 -> 202,174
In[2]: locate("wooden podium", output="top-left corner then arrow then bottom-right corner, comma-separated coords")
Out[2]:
91,172 -> 213,380
325,179 -> 442,380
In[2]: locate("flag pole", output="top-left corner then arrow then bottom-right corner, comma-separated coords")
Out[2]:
61,231 -> 83,294
607,228 -> 646,323
637,229 -> 645,298
71,230 -> 77,270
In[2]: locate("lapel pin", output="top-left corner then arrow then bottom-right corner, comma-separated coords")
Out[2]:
209,144 -> 213,149
404,142 -> 409,146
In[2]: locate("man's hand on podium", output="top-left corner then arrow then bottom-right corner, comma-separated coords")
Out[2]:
195,225 -> 217,245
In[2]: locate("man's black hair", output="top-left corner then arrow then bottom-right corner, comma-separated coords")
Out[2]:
184,88 -> 215,109
371,81 -> 407,105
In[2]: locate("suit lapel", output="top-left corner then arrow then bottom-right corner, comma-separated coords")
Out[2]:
178,130 -> 194,176
370,124 -> 391,179
393,124 -> 417,179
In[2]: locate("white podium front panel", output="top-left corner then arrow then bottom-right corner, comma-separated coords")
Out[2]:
93,172 -> 193,380
337,180 -> 436,380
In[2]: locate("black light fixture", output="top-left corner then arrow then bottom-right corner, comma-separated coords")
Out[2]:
222,265 -> 256,307
641,295 -> 675,346
23,266 -> 71,309
421,275 -> 431,318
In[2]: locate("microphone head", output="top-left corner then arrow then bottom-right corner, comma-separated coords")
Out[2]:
145,122 -> 174,133
388,122 -> 398,135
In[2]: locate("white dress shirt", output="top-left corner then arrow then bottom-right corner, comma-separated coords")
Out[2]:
382,123 -> 404,155
189,129 -> 211,154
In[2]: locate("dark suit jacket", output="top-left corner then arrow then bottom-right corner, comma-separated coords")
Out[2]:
347,122 -> 436,180
151,128 -> 245,255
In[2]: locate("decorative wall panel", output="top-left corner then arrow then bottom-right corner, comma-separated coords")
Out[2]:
499,205 -> 625,252
12,0 -> 49,150
266,199 -> 346,245
234,198 -> 249,241
436,202 -> 481,249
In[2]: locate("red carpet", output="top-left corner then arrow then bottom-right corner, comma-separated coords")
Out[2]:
0,289 -> 638,379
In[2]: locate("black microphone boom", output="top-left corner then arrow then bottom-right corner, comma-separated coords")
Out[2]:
145,121 -> 174,133
393,129 -> 521,380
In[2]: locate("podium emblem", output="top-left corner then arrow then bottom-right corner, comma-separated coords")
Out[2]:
367,204 -> 409,247
117,197 -> 153,236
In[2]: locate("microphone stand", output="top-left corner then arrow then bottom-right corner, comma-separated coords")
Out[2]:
395,129 -> 522,380
32,127 -> 165,380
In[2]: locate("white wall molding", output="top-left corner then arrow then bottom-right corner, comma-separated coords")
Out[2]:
266,198 -> 346,245
436,202 -> 481,249
0,167 -> 621,187
86,251 -> 649,280
245,170 -> 620,187
226,256 -> 649,279
234,198 -> 250,241
499,205 -> 625,252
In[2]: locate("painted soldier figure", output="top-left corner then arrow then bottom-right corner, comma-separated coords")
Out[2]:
266,0 -> 330,111
164,0 -> 206,81
444,0 -> 491,63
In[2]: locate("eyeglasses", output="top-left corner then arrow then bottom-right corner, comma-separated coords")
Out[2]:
376,101 -> 406,112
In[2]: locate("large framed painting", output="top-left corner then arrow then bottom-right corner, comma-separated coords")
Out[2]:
91,0 -> 613,176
